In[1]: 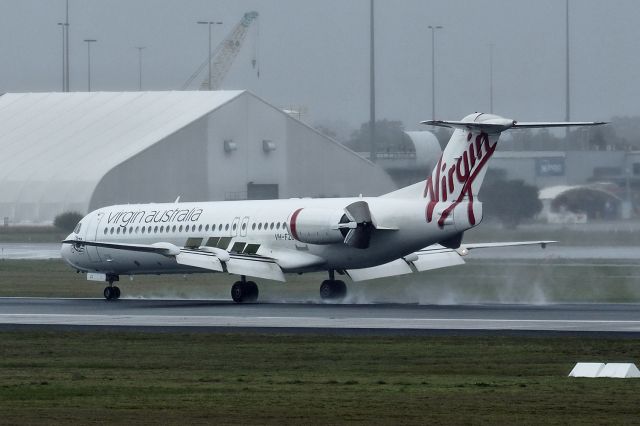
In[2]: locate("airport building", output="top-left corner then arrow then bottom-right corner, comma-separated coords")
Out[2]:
0,91 -> 396,224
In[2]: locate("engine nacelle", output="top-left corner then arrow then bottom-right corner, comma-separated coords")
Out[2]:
287,208 -> 346,245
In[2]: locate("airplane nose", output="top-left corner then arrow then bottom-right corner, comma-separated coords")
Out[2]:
60,234 -> 83,269
60,241 -> 72,262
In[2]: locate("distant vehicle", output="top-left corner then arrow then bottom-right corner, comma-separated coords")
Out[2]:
61,113 -> 604,302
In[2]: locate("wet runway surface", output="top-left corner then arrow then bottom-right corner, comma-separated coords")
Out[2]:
1,298 -> 639,334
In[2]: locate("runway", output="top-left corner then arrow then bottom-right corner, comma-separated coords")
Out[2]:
0,297 -> 639,334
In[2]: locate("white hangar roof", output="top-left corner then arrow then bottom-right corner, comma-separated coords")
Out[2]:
0,90 -> 243,207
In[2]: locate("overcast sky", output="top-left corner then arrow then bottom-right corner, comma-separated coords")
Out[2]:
1,0 -> 639,131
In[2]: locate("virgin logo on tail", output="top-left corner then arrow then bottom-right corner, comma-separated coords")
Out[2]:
423,132 -> 497,227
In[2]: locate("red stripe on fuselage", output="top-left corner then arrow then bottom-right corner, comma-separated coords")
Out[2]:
289,208 -> 303,240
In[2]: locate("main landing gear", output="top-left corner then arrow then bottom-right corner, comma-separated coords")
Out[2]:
103,274 -> 121,301
319,270 -> 347,301
231,275 -> 259,303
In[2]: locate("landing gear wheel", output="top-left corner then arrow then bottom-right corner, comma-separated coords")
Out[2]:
231,281 -> 260,303
104,285 -> 121,301
245,281 -> 259,302
231,281 -> 244,303
320,280 -> 347,301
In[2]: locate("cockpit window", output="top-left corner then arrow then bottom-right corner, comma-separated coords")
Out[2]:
74,222 -> 82,234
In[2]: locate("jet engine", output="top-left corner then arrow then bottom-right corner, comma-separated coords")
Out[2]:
287,201 -> 377,249
287,208 -> 345,245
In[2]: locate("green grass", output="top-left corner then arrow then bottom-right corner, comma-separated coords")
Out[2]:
1,260 -> 640,424
1,332 -> 640,425
1,259 -> 640,303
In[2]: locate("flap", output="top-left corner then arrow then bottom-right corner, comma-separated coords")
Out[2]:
226,256 -> 285,282
347,258 -> 413,282
176,251 -> 223,272
412,249 -> 464,271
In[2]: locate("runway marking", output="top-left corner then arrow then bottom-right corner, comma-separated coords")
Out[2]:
1,314 -> 640,332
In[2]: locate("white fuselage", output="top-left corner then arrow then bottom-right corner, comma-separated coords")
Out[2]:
61,197 -> 472,276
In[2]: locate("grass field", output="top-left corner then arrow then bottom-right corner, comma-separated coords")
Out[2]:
1,332 -> 640,425
1,258 -> 639,303
2,260 -> 640,424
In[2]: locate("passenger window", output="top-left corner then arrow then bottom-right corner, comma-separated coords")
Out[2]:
199,224 -> 203,232
270,223 -> 274,230
179,225 -> 183,232
135,226 -> 139,233
258,223 -> 262,230
159,226 -> 164,233
252,223 -> 256,230
172,225 -> 176,232
225,224 -> 229,231
276,223 -> 280,230
154,226 -> 158,233
116,227 -> 121,235
103,228 -> 107,235
205,224 -> 209,232
147,226 -> 152,233
218,224 -> 223,231
232,223 -> 237,231
242,223 -> 246,230
129,227 -> 133,234
141,227 -> 145,234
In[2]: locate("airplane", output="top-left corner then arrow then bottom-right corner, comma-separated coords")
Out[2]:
61,113 -> 604,302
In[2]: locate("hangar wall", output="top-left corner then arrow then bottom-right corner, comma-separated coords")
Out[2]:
0,91 -> 397,224
90,119 -> 209,209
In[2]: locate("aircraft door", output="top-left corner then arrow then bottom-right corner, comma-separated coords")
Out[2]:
83,212 -> 103,262
231,217 -> 240,237
240,216 -> 249,237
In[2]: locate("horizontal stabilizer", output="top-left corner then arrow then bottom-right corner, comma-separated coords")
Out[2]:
512,121 -> 607,129
422,119 -> 606,133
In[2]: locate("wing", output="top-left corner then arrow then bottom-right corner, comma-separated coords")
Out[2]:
345,240 -> 555,282
63,239 -> 288,282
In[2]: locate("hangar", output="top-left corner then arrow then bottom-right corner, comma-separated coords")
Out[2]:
0,91 -> 396,224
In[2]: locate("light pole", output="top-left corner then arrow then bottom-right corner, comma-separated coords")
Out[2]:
369,0 -> 376,163
197,20 -> 223,90
428,25 -> 443,121
565,0 -> 570,123
57,23 -> 68,91
57,0 -> 70,92
83,39 -> 97,92
489,43 -> 494,114
135,46 -> 146,91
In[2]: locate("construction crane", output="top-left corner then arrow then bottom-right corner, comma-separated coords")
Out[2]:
182,11 -> 259,91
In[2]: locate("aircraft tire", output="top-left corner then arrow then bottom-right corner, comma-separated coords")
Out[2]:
245,281 -> 259,302
231,281 -> 260,303
231,281 -> 245,303
334,280 -> 347,299
320,280 -> 347,300
103,286 -> 114,300
113,286 -> 121,300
